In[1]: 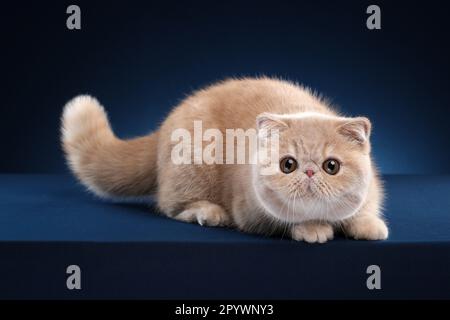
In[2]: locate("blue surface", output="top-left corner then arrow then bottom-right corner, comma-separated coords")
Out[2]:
1,174 -> 449,243
0,174 -> 449,299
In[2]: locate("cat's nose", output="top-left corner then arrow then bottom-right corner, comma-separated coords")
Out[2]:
305,169 -> 315,178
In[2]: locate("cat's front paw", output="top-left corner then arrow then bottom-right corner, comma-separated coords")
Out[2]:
344,215 -> 388,240
291,222 -> 334,243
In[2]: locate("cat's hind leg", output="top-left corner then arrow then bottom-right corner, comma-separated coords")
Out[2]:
175,200 -> 232,227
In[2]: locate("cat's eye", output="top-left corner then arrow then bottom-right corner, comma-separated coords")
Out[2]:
323,159 -> 340,175
280,157 -> 298,174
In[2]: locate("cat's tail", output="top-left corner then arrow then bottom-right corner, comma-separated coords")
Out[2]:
61,95 -> 158,198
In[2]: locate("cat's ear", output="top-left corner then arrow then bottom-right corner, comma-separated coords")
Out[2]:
337,117 -> 371,144
256,113 -> 288,131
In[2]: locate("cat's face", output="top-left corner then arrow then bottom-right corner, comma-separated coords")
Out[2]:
253,112 -> 373,223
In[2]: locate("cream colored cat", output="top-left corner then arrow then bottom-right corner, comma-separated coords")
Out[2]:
61,77 -> 388,243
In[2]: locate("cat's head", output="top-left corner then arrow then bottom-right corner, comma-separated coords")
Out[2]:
253,112 -> 373,223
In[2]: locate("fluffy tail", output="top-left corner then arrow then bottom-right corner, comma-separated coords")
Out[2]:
61,95 -> 158,198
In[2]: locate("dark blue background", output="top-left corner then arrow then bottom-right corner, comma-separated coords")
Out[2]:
2,0 -> 449,174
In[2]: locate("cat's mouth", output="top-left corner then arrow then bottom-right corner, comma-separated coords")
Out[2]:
296,178 -> 320,198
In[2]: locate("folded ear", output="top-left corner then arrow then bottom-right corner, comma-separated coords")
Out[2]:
256,113 -> 288,131
337,117 -> 371,144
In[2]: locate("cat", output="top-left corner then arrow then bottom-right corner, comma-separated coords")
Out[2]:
61,77 -> 388,243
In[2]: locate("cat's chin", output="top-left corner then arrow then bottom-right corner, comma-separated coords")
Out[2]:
253,182 -> 362,224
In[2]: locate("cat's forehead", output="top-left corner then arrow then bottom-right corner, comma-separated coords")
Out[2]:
284,135 -> 335,158
285,116 -> 338,140
274,112 -> 365,157
280,117 -> 341,156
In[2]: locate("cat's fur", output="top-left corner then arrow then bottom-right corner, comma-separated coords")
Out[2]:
61,77 -> 388,243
